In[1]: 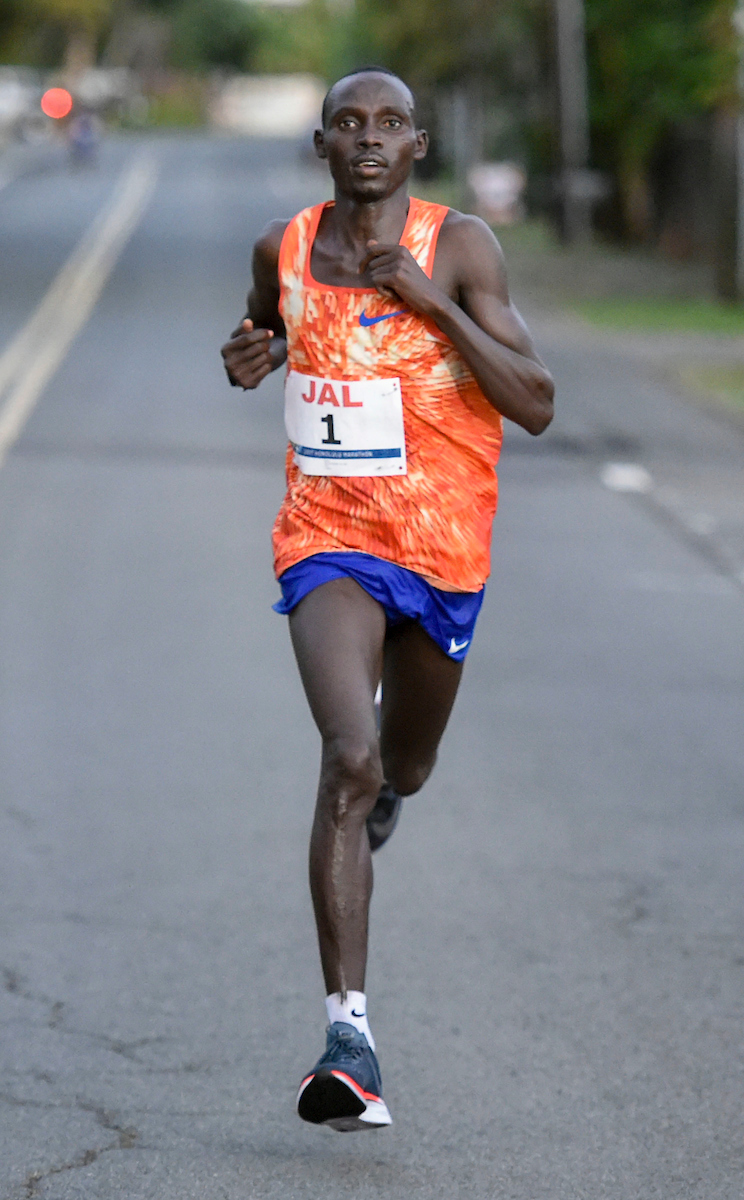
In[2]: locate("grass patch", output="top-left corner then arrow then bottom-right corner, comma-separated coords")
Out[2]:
678,364 -> 744,410
573,297 -> 744,335
493,219 -> 560,254
412,178 -> 464,210
144,79 -> 207,127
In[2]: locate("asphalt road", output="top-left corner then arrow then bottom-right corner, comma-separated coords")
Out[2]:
1,133 -> 743,1200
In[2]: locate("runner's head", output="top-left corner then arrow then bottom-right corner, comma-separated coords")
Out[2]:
315,67 -> 428,201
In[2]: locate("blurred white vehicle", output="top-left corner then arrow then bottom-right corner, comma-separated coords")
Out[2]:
72,68 -> 134,111
0,68 -> 44,143
210,74 -> 325,138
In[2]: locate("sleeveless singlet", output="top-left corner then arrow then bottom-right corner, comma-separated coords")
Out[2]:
272,197 -> 504,593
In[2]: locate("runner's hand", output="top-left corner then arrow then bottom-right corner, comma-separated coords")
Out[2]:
359,240 -> 441,313
221,319 -> 285,389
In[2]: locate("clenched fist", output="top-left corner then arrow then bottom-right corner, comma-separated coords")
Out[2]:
359,239 -> 441,314
221,319 -> 287,390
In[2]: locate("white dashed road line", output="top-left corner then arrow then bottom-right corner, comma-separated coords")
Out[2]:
600,461 -> 654,494
0,153 -> 159,470
601,459 -> 744,590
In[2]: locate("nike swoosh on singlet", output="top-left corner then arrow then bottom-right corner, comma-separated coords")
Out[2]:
359,309 -> 407,326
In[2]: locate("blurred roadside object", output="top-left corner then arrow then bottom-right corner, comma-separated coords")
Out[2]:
67,110 -> 101,166
210,74 -> 325,137
468,163 -> 526,226
554,167 -> 612,237
0,68 -> 44,145
60,68 -> 144,130
73,68 -> 133,111
41,88 -> 73,120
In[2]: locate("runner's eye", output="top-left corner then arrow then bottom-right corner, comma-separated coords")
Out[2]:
384,119 -> 402,129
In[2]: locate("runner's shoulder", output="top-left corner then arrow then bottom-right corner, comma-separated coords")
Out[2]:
253,218 -> 292,267
439,208 -> 505,259
437,208 -> 507,285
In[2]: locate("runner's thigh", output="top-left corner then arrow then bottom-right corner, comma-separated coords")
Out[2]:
288,577 -> 387,743
380,620 -> 463,773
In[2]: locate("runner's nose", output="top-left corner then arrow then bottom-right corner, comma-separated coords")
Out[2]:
357,121 -> 383,148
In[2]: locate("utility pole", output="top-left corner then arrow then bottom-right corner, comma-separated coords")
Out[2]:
452,82 -> 482,207
734,0 -> 744,297
554,0 -> 592,242
715,3 -> 744,300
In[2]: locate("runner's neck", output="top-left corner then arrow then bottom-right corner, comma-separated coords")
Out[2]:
311,195 -> 412,289
327,188 -> 411,255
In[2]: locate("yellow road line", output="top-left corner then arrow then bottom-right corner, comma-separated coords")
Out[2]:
0,153 -> 159,468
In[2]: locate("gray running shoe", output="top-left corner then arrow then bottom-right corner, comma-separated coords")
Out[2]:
366,784 -> 403,852
297,1022 -> 392,1131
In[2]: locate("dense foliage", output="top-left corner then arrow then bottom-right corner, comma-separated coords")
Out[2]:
352,0 -> 739,240
0,0 -> 739,241
586,0 -> 737,235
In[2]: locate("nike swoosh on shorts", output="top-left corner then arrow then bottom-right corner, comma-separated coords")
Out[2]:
449,638 -> 469,654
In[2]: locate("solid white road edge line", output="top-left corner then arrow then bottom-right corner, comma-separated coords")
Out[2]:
0,153 -> 159,469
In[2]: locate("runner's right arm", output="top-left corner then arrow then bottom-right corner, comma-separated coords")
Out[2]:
221,220 -> 289,390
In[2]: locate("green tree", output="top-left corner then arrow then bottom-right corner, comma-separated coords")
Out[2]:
0,0 -> 112,67
350,0 -> 543,89
352,0 -> 738,242
168,0 -> 259,71
586,0 -> 734,239
349,0 -> 548,172
251,0 -> 338,77
30,0 -> 113,70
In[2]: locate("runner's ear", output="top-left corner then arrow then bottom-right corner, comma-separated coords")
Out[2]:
313,129 -> 328,160
413,130 -> 429,161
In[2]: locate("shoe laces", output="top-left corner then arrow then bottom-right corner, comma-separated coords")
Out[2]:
325,1031 -> 366,1064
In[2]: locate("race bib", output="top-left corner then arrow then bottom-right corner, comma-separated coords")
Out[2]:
284,371 -> 407,477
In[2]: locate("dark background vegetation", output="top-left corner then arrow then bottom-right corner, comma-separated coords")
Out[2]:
0,0 -> 740,260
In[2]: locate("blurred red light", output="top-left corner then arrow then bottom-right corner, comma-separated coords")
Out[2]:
41,88 -> 73,120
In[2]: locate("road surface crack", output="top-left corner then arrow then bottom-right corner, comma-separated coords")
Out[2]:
4,805 -> 35,829
2,966 -> 65,1030
2,968 -> 204,1072
20,1099 -> 137,1198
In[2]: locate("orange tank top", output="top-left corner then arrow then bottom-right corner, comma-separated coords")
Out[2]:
272,197 -> 503,592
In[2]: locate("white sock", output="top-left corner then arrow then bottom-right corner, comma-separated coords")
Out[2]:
325,991 -> 375,1052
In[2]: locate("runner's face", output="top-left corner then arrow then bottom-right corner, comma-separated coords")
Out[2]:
315,76 -> 427,201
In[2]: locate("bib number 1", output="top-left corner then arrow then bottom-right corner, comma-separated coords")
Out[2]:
321,414 -> 341,445
284,371 -> 407,477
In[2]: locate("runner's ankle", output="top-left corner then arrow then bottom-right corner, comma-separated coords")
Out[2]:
325,990 -> 375,1051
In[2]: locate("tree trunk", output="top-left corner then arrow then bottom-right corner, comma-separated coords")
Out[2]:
64,27 -> 96,79
618,161 -> 653,242
712,107 -> 739,300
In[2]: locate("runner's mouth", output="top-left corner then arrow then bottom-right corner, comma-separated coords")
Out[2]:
352,158 -> 387,174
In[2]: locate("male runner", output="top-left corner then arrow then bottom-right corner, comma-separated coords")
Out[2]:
221,66 -> 554,1132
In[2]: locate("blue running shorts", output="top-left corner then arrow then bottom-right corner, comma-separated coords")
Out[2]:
273,552 -> 484,661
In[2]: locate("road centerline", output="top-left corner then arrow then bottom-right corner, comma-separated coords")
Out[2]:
0,153 -> 159,470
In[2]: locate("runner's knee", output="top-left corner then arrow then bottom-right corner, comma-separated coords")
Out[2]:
319,738 -> 384,820
382,752 -> 436,797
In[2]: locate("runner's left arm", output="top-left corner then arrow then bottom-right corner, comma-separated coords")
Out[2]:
221,219 -> 289,390
359,216 -> 554,435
